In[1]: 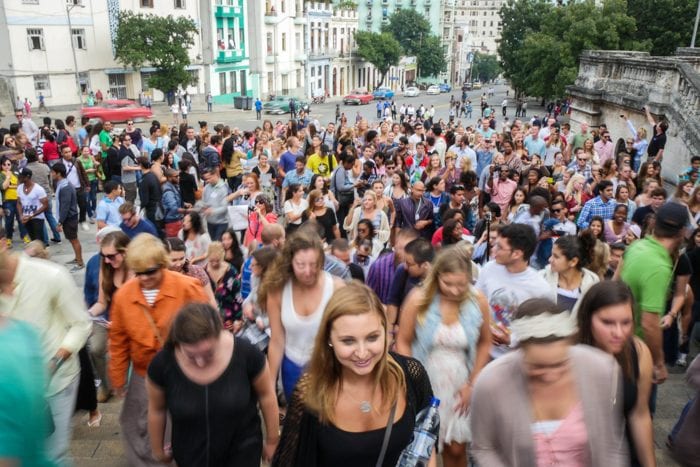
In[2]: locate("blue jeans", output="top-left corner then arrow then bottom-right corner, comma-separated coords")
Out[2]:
87,179 -> 98,216
3,200 -> 28,240
43,206 -> 61,243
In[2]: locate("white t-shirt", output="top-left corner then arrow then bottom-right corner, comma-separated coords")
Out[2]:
475,261 -> 556,358
18,183 -> 48,220
283,198 -> 309,226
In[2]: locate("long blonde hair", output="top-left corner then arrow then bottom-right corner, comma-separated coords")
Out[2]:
304,282 -> 406,424
416,246 -> 473,321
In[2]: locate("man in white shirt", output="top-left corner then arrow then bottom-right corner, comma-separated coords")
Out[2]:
0,248 -> 91,464
475,223 -> 555,358
15,109 -> 39,146
550,199 -> 577,236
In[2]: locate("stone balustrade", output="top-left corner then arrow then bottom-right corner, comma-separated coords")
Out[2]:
567,49 -> 700,181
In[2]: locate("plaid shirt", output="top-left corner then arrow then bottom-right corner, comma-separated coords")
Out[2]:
577,196 -> 616,229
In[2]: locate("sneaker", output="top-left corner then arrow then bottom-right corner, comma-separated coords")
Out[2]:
81,222 -> 90,232
22,235 -> 30,244
65,258 -> 79,265
51,238 -> 62,244
69,263 -> 85,273
676,354 -> 688,367
88,216 -> 96,224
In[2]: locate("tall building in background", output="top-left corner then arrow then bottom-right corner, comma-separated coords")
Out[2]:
200,0 -> 252,103
454,0 -> 503,84
0,0 -> 205,107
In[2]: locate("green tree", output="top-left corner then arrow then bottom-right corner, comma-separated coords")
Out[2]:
471,53 -> 502,83
382,9 -> 431,56
114,12 -> 198,95
355,31 -> 401,88
499,0 -> 648,99
627,0 -> 696,55
416,35 -> 448,78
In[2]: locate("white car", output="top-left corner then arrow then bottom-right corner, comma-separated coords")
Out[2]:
404,86 -> 420,97
426,85 -> 441,95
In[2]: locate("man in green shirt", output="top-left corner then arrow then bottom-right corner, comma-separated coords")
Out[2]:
621,202 -> 687,387
571,121 -> 593,151
99,120 -> 114,161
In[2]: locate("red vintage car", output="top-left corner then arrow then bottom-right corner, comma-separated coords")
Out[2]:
343,89 -> 373,105
81,99 -> 153,123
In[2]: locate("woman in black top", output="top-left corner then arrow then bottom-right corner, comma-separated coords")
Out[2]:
272,282 -> 434,467
137,156 -> 163,236
178,158 -> 198,206
577,281 -> 655,467
147,303 -> 279,466
302,189 -> 340,244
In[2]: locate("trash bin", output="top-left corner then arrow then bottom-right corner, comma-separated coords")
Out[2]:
233,96 -> 244,109
243,96 -> 252,110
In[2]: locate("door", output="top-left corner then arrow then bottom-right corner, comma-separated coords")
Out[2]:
108,73 -> 127,99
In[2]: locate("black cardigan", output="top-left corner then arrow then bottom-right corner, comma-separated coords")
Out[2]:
271,353 -> 433,467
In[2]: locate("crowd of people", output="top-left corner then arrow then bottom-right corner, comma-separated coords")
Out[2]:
0,92 -> 699,467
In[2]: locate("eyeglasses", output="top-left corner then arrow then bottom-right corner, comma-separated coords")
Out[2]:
135,266 -> 160,276
100,252 -> 122,261
255,199 -> 265,204
577,158 -> 588,162
15,114 -> 23,119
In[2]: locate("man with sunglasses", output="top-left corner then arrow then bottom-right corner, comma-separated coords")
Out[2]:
108,233 -> 208,465
15,109 -> 39,146
593,129 -> 614,165
125,120 -> 143,151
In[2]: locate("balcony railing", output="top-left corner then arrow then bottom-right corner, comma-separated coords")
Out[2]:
217,48 -> 245,63
308,48 -> 337,59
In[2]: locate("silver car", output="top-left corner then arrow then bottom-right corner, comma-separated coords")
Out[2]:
404,86 -> 420,97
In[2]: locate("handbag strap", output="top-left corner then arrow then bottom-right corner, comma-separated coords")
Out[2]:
376,402 -> 398,467
139,304 -> 164,347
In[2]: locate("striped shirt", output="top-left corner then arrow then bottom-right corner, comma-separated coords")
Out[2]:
142,288 -> 159,306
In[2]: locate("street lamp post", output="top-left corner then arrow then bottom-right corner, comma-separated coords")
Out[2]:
692,0 -> 700,47
66,1 -> 85,105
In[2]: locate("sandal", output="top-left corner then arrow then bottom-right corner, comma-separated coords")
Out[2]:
87,411 -> 102,428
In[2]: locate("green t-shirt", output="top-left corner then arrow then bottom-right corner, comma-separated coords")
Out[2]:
99,129 -> 113,160
620,236 -> 672,337
79,154 -> 96,182
0,320 -> 53,466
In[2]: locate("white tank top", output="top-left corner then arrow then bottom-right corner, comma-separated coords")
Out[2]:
281,271 -> 334,366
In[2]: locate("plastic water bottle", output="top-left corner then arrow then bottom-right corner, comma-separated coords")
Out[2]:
396,397 -> 440,467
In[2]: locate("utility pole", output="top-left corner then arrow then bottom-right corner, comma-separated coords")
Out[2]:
692,0 -> 700,47
66,0 -> 85,105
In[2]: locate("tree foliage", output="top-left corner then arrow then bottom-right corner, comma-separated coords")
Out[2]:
498,0 -> 649,99
627,0 -> 696,55
417,35 -> 448,78
382,9 -> 431,56
114,11 -> 198,94
471,53 -> 502,83
355,31 -> 401,88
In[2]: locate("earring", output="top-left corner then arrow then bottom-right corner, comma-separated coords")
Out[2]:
328,343 -> 333,348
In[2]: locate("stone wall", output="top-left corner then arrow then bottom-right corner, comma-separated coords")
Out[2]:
0,77 -> 15,119
567,49 -> 700,182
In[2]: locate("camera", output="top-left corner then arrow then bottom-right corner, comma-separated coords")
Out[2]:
484,212 -> 493,222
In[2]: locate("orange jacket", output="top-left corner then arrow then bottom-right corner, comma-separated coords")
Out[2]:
108,269 -> 207,389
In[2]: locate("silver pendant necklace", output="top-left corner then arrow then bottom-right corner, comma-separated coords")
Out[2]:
359,400 -> 372,413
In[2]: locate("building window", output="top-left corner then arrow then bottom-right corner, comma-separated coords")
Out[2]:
188,69 -> 199,85
141,72 -> 154,90
78,71 -> 90,94
71,28 -> 86,50
266,32 -> 273,54
230,71 -> 237,93
281,0 -> 286,13
267,72 -> 274,93
311,67 -> 315,77
27,29 -> 45,50
141,0 -> 154,7
33,75 -> 51,97
66,0 -> 83,5
295,32 -> 301,50
174,0 -> 185,8
296,69 -> 302,88
281,33 -> 286,52
219,72 -> 227,94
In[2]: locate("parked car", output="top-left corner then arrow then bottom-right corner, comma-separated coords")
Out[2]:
263,95 -> 309,114
80,99 -> 153,123
372,86 -> 395,100
462,82 -> 473,92
343,89 -> 373,105
472,81 -> 482,90
404,86 -> 420,97
426,85 -> 441,95
439,83 -> 452,93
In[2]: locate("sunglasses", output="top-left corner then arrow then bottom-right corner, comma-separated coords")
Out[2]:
135,266 -> 160,276
100,252 -> 122,261
552,208 -> 562,213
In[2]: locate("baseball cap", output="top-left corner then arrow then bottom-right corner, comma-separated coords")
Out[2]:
18,167 -> 32,179
655,202 -> 688,234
